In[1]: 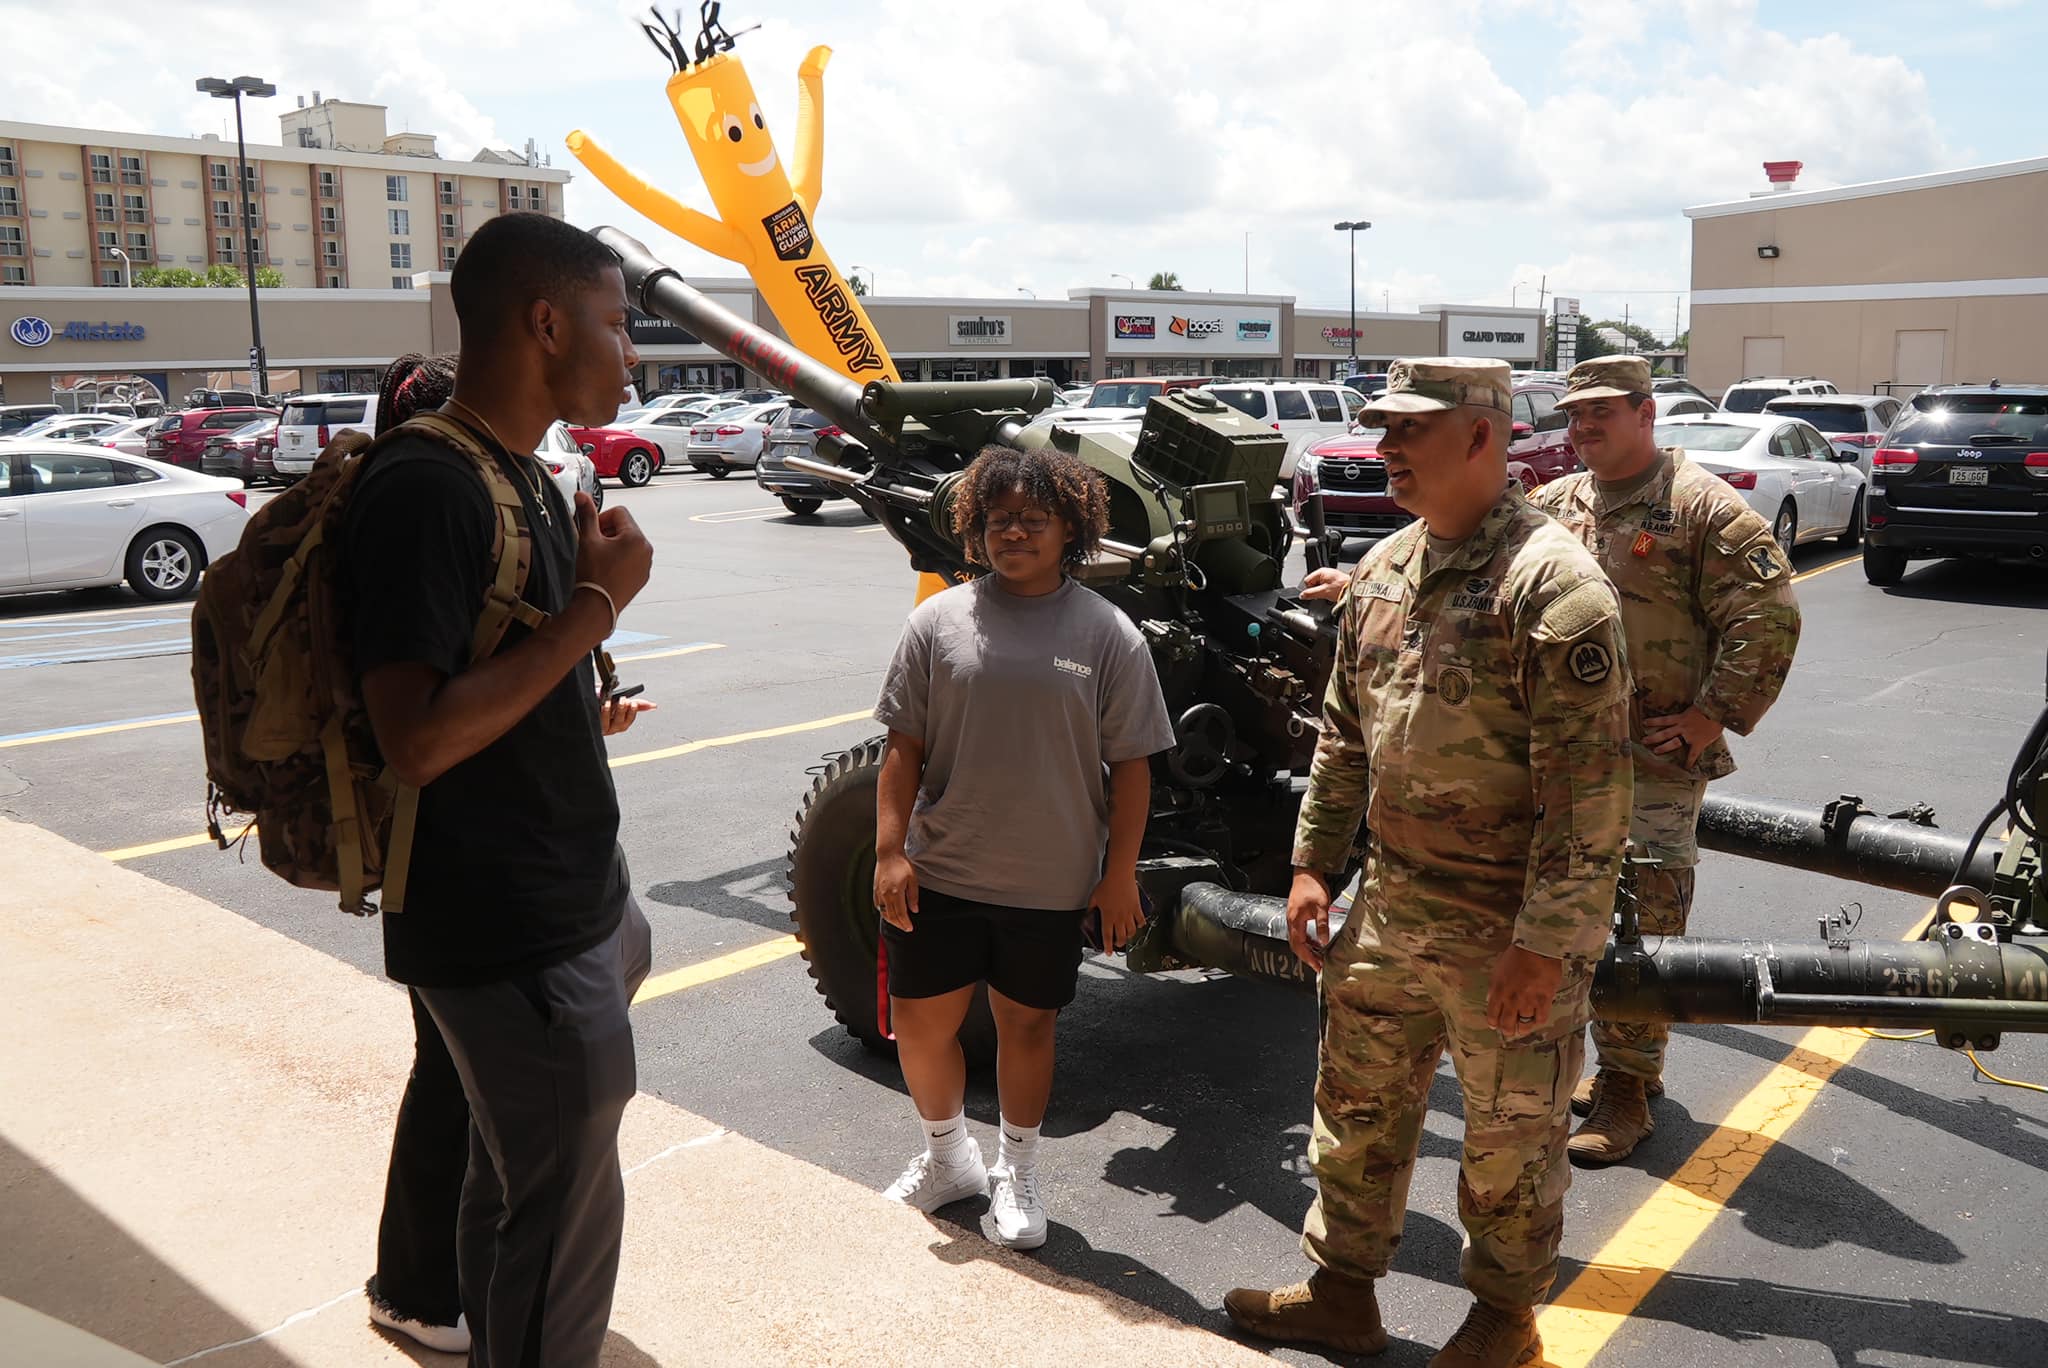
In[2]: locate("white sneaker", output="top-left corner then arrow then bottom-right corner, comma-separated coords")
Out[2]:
367,1301 -> 470,1355
883,1138 -> 988,1213
988,1163 -> 1047,1250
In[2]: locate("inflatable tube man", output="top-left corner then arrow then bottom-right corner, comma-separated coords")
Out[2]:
567,5 -> 899,385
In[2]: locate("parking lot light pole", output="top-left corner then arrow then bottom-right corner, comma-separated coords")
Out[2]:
108,246 -> 131,288
1333,220 -> 1370,371
197,75 -> 277,397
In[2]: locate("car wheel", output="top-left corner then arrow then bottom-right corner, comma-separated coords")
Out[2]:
1772,501 -> 1797,557
781,496 -> 823,516
1838,491 -> 1864,547
125,527 -> 204,602
707,465 -> 733,480
1862,544 -> 1907,586
619,449 -> 654,487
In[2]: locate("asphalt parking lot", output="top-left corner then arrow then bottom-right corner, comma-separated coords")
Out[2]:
4,469 -> 2046,1367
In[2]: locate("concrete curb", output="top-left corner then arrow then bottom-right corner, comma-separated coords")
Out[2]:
0,819 -> 1271,1366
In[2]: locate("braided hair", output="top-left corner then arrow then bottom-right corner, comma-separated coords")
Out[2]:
951,443 -> 1110,571
373,352 -> 458,435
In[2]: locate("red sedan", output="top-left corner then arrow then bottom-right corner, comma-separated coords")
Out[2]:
568,424 -> 664,487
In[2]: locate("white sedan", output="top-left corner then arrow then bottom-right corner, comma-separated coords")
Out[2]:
611,408 -> 720,469
1653,413 -> 1868,553
98,415 -> 158,458
17,412 -> 128,444
686,400 -> 789,476
0,440 -> 250,601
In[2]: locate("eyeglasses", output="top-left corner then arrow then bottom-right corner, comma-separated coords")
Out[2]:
985,510 -> 1054,535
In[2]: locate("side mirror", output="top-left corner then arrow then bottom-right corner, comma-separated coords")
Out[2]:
1511,421 -> 1534,439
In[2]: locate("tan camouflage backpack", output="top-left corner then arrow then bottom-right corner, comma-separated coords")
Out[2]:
190,411 -> 546,914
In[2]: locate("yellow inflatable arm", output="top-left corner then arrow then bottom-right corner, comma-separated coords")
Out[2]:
563,129 -> 749,266
792,46 -> 829,217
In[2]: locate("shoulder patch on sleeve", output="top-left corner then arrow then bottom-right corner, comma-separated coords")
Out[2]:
1531,577 -> 1615,644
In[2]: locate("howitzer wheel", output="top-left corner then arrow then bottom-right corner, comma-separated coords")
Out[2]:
787,735 -> 997,1064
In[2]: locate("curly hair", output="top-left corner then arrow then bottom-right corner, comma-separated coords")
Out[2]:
373,352 -> 458,435
951,443 -> 1110,571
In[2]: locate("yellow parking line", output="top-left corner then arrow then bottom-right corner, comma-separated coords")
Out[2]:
689,506 -> 784,524
102,830 -> 228,861
613,642 -> 726,665
1538,906 -> 1937,1362
1792,551 -> 1857,583
0,713 -> 198,750
609,709 -> 873,769
632,935 -> 804,1005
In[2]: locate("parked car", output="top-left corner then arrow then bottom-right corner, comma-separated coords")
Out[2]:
1719,375 -> 1838,414
758,405 -> 854,515
1085,378 -> 1215,409
537,421 -> 602,511
1340,373 -> 1390,397
687,400 -> 788,477
718,388 -> 785,405
0,404 -> 63,434
0,440 -> 250,601
271,394 -> 377,479
569,422 -> 664,488
610,408 -> 713,472
1653,413 -> 1866,554
200,415 -> 281,486
1505,380 -> 1579,486
1652,377 -> 1714,405
1761,393 -> 1905,475
1655,393 -> 1717,419
15,413 -> 127,444
147,406 -> 276,470
98,415 -> 157,458
1202,381 -> 1359,479
1860,383 -> 2048,585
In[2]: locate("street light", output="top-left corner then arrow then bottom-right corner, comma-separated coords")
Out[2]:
849,263 -> 875,295
108,246 -> 131,288
1109,273 -> 1135,290
1333,220 -> 1371,372
197,74 -> 276,396
1511,279 -> 1528,308
1016,287 -> 1035,299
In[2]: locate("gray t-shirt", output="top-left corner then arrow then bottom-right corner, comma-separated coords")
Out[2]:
874,576 -> 1177,910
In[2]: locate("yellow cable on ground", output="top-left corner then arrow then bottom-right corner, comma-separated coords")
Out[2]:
1966,1047 -> 2048,1094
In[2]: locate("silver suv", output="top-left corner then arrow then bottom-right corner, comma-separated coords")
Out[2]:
1720,375 -> 1837,414
1762,393 -> 1905,475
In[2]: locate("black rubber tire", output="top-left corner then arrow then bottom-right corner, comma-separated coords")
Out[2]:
781,496 -> 823,516
1772,501 -> 1797,558
619,449 -> 655,487
707,465 -> 733,480
1863,543 -> 1908,586
1838,490 -> 1864,547
787,736 -> 997,1064
125,526 -> 204,601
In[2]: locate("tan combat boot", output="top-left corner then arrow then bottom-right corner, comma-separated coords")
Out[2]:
1569,1068 -> 1662,1116
1224,1268 -> 1388,1355
1429,1300 -> 1540,1368
1568,1070 -> 1655,1164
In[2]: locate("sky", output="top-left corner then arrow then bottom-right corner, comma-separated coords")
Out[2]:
8,0 -> 2043,340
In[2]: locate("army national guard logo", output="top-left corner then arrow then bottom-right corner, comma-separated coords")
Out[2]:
1436,666 -> 1472,706
1568,640 -> 1613,685
1746,544 -> 1783,581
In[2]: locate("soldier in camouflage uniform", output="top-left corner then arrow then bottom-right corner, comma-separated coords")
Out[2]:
1227,359 -> 1633,1368
1527,355 -> 1801,1165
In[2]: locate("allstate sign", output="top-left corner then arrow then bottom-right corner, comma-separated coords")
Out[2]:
10,315 -> 53,347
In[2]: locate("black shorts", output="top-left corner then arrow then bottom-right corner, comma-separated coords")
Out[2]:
881,887 -> 1087,1011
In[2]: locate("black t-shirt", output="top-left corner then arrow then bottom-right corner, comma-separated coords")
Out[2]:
341,430 -> 624,987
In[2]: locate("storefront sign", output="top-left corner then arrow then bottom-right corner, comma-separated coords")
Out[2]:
1320,326 -> 1361,346
1554,296 -> 1580,370
949,314 -> 1011,344
1114,314 -> 1156,340
1439,310 -> 1538,362
1169,315 -> 1222,338
1109,300 -> 1277,356
627,307 -> 701,345
10,315 -> 145,346
1235,319 -> 1272,341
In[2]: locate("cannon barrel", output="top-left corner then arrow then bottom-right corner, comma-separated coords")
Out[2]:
1696,792 -> 2000,897
596,226 -> 884,449
1167,883 -> 2048,1042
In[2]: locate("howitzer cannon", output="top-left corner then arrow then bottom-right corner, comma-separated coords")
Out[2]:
598,227 -> 2048,1057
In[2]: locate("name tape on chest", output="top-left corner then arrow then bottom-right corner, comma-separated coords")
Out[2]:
1356,579 -> 1405,603
1640,507 -> 1678,535
1447,576 -> 1504,615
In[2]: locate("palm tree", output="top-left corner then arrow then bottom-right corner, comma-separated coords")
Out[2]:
1147,271 -> 1183,291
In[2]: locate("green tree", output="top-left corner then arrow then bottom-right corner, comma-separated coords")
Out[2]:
847,273 -> 868,297
255,266 -> 283,288
1595,318 -> 1663,353
1545,319 -> 1617,369
1147,271 -> 1183,291
133,265 -> 204,287
197,263 -> 283,288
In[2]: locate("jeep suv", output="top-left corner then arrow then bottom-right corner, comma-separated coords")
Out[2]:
1862,383 -> 2048,585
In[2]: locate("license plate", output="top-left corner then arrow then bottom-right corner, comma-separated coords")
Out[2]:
772,444 -> 805,460
1949,467 -> 1989,485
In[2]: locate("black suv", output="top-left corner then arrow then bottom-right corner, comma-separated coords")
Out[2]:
1864,383 -> 2048,585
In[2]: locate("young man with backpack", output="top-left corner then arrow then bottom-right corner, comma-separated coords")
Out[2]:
342,213 -> 655,1367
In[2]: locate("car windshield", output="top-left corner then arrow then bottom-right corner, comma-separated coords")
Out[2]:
281,398 -> 366,426
1722,387 -> 1789,413
1088,382 -> 1159,408
1889,395 -> 2048,446
1767,403 -> 1869,433
1654,422 -> 1757,452
1209,388 -> 1270,420
227,416 -> 276,440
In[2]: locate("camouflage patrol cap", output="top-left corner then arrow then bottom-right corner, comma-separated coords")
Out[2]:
1556,354 -> 1653,408
1363,357 -> 1512,425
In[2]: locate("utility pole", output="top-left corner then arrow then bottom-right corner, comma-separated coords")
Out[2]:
1623,302 -> 1632,353
1243,230 -> 1248,293
197,74 -> 277,396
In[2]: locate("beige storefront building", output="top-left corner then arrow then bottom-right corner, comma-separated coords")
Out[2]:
1686,157 -> 2048,397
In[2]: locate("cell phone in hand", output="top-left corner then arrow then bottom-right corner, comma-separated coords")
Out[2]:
606,682 -> 645,703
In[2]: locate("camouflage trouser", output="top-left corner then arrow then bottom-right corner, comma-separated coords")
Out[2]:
1302,909 -> 1591,1310
1591,775 -> 1707,1080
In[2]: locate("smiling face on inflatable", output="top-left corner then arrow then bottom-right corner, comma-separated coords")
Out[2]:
669,54 -> 788,219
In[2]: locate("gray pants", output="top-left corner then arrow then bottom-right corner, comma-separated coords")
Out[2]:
418,895 -> 653,1368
